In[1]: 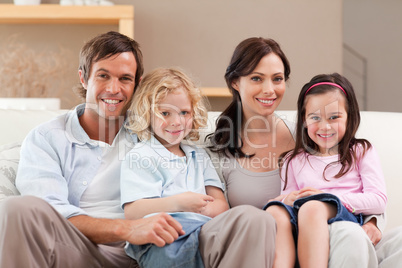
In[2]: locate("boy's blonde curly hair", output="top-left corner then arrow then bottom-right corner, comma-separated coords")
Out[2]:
126,67 -> 208,141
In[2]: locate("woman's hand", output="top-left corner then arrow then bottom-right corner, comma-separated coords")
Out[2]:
362,218 -> 382,245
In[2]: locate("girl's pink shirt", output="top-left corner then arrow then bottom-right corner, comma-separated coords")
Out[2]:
281,145 -> 387,215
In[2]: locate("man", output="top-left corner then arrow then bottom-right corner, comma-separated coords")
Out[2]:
0,31 -> 277,267
0,31 -> 185,267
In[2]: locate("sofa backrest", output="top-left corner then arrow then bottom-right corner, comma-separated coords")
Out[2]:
1,109 -> 401,231
355,111 -> 402,231
1,109 -> 67,146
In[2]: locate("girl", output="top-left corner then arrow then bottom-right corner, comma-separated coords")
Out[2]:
120,67 -> 229,268
265,73 -> 387,267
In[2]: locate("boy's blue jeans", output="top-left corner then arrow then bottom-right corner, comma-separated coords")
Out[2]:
125,217 -> 206,268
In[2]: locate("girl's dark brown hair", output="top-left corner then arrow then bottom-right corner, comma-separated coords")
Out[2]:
206,37 -> 290,158
280,73 -> 371,190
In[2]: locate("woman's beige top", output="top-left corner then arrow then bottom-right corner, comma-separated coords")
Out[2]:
206,117 -> 295,209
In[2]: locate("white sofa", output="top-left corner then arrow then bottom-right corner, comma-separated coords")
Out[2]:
0,109 -> 401,232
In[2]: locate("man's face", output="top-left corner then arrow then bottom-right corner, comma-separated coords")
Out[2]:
79,52 -> 137,122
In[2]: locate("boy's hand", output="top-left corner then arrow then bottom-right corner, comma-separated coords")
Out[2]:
175,191 -> 214,213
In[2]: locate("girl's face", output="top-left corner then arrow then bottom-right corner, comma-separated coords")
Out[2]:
304,90 -> 348,156
232,53 -> 286,120
151,87 -> 193,153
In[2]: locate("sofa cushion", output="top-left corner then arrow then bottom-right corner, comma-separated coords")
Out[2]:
0,142 -> 21,201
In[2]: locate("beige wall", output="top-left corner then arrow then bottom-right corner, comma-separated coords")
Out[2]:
344,0 -> 402,112
0,24 -> 118,109
0,0 -> 343,111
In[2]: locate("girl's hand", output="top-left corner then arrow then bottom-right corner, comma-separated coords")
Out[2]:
175,192 -> 214,213
296,187 -> 323,199
283,191 -> 299,206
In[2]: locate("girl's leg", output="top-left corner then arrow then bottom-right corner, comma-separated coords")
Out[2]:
297,200 -> 336,268
266,205 -> 296,268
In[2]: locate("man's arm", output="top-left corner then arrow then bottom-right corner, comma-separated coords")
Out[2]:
16,119 -> 90,218
68,213 -> 184,247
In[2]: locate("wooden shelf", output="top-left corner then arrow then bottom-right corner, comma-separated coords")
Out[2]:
0,4 -> 134,37
201,87 -> 231,98
0,5 -> 229,98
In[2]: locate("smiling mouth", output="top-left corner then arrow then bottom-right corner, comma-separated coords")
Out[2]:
102,99 -> 122,105
166,130 -> 183,134
256,98 -> 274,105
318,133 -> 335,138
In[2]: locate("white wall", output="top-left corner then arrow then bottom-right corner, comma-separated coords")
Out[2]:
343,0 -> 402,112
0,0 -> 343,110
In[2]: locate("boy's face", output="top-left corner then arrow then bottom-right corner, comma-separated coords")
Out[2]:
152,87 -> 193,153
79,52 -> 137,122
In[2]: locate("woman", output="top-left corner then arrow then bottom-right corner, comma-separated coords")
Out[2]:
204,37 -> 382,267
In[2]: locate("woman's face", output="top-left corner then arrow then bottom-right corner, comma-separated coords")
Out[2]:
232,53 -> 286,120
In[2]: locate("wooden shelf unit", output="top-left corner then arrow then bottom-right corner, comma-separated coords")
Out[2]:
201,87 -> 231,98
0,4 -> 232,98
0,4 -> 134,38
